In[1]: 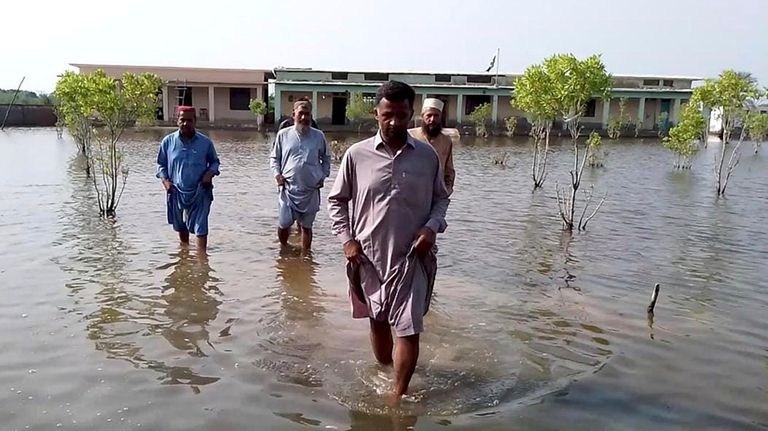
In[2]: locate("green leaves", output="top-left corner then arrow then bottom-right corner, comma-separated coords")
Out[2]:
587,131 -> 602,149
692,70 -> 763,135
468,103 -> 492,136
55,70 -> 162,132
346,93 -> 375,124
468,102 -> 492,124
514,53 -> 612,124
249,99 -> 267,116
745,111 -> 768,142
664,103 -> 705,160
53,69 -> 163,216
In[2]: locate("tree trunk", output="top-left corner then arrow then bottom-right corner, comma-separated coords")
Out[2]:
715,116 -> 730,196
531,137 -> 540,187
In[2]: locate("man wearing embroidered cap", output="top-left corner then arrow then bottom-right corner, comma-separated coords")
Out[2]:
156,106 -> 220,254
409,98 -> 456,195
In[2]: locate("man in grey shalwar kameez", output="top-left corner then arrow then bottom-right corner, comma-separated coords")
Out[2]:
270,100 -> 331,250
328,81 -> 450,402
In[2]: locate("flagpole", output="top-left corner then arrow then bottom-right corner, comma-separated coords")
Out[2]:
495,48 -> 500,87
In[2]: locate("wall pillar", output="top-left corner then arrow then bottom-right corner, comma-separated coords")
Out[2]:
208,85 -> 215,123
672,98 -> 682,124
601,98 -> 611,129
637,97 -> 646,129
274,87 -> 282,123
161,86 -> 169,122
456,94 -> 464,124
491,94 -> 499,126
311,90 -> 318,119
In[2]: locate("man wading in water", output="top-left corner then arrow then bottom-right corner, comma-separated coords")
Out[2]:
156,106 -> 220,255
328,81 -> 450,402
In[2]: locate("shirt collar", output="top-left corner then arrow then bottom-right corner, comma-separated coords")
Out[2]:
374,130 -> 418,150
177,130 -> 198,143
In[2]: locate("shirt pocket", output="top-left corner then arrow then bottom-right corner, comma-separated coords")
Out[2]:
396,169 -> 432,206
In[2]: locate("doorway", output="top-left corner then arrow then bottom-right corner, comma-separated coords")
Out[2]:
332,96 -> 347,125
660,99 -> 671,130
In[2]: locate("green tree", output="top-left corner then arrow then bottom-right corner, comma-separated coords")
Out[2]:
55,69 -> 163,217
0,89 -> 53,105
692,70 -> 762,196
346,92 -> 374,133
468,102 -> 492,137
663,103 -> 705,169
537,54 -> 612,232
248,98 -> 267,130
504,115 -> 518,137
607,97 -> 631,139
514,64 -> 559,188
656,111 -> 670,138
586,131 -> 604,167
745,111 -> 768,154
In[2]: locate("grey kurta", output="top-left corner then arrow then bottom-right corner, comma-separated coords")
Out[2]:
327,132 -> 450,336
269,126 -> 331,221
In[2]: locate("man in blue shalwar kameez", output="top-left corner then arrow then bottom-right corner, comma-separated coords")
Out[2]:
269,100 -> 331,251
156,106 -> 220,254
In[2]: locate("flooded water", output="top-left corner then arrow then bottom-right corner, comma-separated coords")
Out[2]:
1,127 -> 767,430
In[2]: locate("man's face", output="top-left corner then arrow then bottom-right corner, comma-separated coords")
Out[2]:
375,98 -> 413,143
178,111 -> 196,135
293,104 -> 312,131
422,108 -> 443,137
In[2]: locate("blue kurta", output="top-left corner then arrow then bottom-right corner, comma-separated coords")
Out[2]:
156,131 -> 220,235
269,126 -> 330,227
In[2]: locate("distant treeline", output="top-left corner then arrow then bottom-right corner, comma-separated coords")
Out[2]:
0,89 -> 54,105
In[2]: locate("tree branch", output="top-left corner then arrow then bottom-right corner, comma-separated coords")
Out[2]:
581,191 -> 607,230
578,185 -> 594,230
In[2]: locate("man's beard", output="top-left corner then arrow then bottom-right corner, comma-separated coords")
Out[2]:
423,123 -> 442,138
384,127 -> 408,143
295,123 -> 309,135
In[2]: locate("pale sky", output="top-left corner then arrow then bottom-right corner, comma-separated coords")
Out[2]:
4,0 -> 766,92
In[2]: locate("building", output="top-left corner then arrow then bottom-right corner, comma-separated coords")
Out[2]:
70,63 -> 702,132
70,64 -> 273,125
273,68 -> 702,131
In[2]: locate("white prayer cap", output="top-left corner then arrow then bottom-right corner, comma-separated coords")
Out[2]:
421,98 -> 444,114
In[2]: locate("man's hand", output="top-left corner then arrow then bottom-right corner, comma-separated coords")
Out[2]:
202,171 -> 215,185
414,227 -> 436,255
275,174 -> 286,187
343,239 -> 364,265
161,178 -> 173,192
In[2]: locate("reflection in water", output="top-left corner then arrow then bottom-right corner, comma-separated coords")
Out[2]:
251,247 -> 327,388
275,247 -> 324,323
57,161 -> 223,389
159,250 -> 222,358
348,410 -> 418,431
6,130 -> 765,429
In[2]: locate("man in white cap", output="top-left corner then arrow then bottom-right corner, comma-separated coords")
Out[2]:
409,98 -> 455,195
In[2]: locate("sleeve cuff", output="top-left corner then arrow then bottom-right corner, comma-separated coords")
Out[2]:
338,231 -> 355,244
425,219 -> 443,234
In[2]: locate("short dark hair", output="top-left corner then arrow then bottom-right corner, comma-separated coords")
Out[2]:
375,80 -> 415,107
